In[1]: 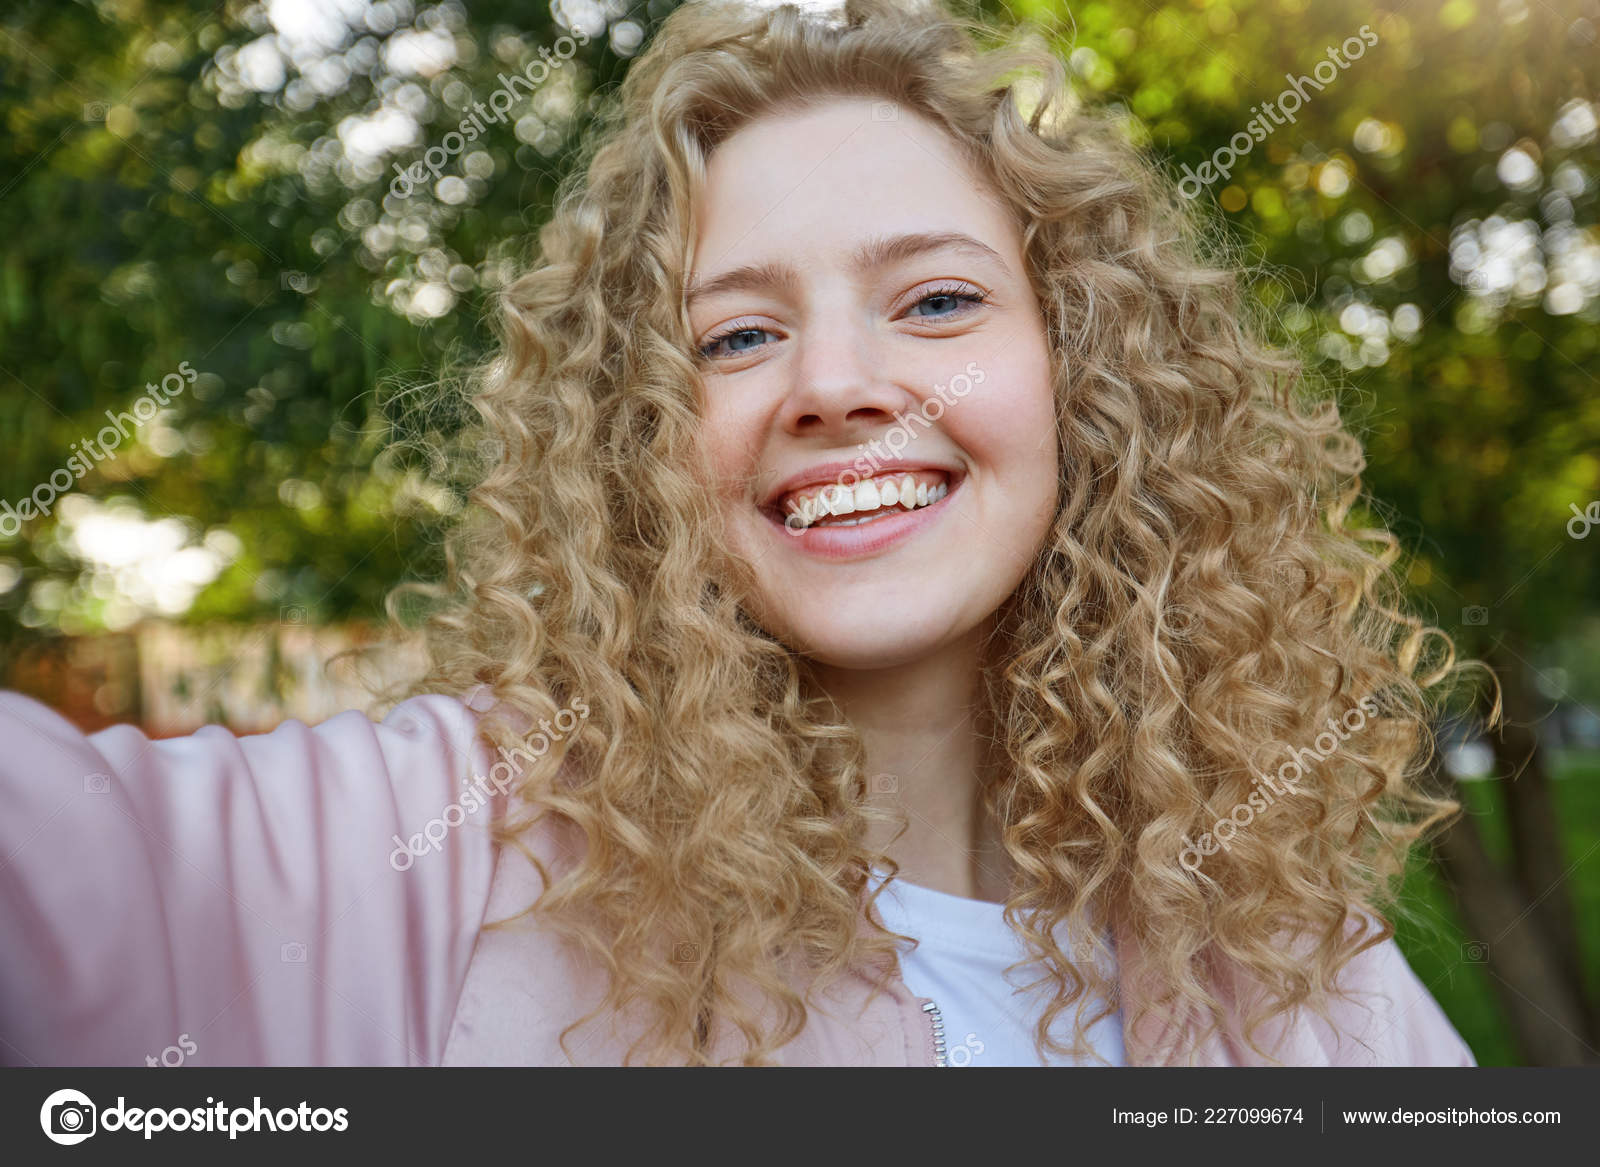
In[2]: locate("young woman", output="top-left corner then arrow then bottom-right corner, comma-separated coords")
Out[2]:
0,0 -> 1483,1067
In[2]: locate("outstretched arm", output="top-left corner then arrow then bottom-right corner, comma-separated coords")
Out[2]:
0,691 -> 500,1066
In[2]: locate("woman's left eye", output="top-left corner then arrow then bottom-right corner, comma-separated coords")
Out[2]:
903,286 -> 987,320
699,323 -> 779,360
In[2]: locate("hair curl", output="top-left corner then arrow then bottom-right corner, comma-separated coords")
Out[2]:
343,0 -> 1493,1065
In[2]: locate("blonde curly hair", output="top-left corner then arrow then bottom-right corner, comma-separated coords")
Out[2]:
349,0 -> 1488,1065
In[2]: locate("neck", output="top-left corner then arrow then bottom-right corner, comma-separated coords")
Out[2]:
809,621 -> 1014,904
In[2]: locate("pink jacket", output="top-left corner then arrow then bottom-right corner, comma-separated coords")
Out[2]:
0,687 -> 1475,1067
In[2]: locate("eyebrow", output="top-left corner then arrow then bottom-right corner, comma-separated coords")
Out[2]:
685,230 -> 1009,305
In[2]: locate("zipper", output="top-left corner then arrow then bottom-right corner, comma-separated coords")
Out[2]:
920,998 -> 947,1067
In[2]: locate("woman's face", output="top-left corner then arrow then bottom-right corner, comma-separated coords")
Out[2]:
689,97 -> 1060,670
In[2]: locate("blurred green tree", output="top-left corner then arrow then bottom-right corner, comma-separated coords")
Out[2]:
1,0 -> 661,645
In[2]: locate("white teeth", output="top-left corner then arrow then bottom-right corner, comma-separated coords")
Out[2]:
781,471 -> 954,529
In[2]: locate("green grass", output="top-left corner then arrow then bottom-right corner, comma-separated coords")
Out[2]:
1391,749 -> 1600,1066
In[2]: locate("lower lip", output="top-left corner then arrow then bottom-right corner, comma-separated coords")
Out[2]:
762,479 -> 962,560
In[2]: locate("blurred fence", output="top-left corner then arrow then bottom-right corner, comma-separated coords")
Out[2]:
5,621 -> 427,737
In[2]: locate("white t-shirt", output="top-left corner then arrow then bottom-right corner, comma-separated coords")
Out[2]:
867,868 -> 1125,1066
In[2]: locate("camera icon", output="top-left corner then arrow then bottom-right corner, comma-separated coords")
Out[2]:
84,772 -> 111,794
82,102 -> 108,122
1060,934 -> 1099,964
1165,605 -> 1200,637
1461,940 -> 1489,963
477,437 -> 504,464
40,1089 -> 98,1145
281,941 -> 307,963
280,604 -> 308,626
52,1100 -> 93,1135
871,101 -> 898,121
672,941 -> 699,964
869,772 -> 899,795
280,270 -> 312,293
1462,606 -> 1489,626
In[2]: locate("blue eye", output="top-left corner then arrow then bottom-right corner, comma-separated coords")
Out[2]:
699,323 -> 777,360
906,286 -> 986,319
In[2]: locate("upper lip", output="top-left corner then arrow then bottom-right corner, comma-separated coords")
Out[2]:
759,457 -> 963,510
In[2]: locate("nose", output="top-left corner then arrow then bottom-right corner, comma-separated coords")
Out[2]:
780,316 -> 909,439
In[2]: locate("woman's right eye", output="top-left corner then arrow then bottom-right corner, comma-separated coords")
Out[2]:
699,322 -> 779,360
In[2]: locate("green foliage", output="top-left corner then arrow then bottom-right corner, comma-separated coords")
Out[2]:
0,0 -> 674,646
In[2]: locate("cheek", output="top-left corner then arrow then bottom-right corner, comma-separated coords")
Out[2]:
695,408 -> 778,565
960,353 -> 1059,470
697,402 -> 757,497
963,353 -> 1061,557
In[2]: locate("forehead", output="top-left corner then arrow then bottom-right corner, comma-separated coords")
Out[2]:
689,97 -> 1017,272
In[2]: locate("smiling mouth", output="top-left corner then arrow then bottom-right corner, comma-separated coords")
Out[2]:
761,468 -> 957,531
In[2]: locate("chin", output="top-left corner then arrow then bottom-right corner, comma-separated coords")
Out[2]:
761,604 -> 969,671
789,638 -> 927,671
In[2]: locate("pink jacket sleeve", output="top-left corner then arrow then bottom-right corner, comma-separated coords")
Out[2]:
1314,933 -> 1478,1066
1195,920 -> 1479,1066
0,690 -> 499,1066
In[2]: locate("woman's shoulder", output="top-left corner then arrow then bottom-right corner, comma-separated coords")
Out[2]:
1313,925 -> 1477,1066
1117,907 -> 1475,1067
1212,914 -> 1477,1067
